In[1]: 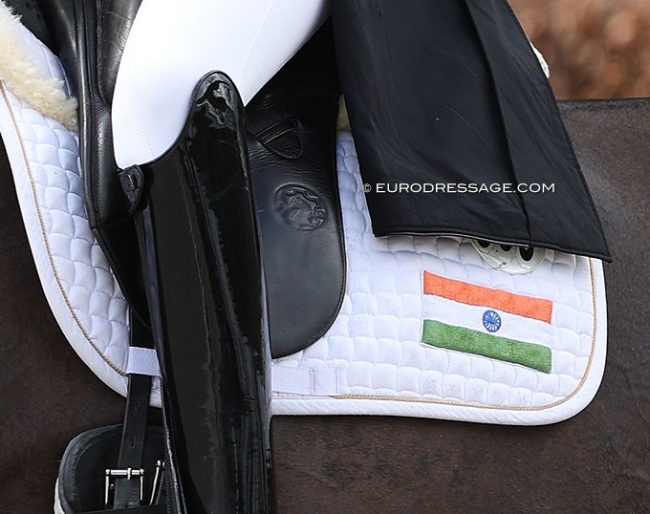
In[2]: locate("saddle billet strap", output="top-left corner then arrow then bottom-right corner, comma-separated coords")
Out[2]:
55,313 -> 166,512
111,314 -> 156,509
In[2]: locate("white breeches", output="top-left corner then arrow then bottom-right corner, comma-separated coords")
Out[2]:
112,0 -> 329,168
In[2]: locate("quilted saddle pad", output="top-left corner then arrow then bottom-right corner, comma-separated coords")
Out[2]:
0,18 -> 606,426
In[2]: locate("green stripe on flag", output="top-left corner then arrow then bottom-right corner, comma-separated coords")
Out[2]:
422,320 -> 552,373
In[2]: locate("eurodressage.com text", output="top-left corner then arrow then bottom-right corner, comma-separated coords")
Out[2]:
364,182 -> 556,194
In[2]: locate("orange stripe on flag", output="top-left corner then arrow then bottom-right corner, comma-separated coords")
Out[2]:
423,271 -> 553,324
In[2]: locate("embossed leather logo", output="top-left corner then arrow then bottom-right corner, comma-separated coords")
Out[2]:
274,185 -> 327,230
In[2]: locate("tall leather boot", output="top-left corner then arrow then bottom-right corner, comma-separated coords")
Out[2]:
121,72 -> 274,513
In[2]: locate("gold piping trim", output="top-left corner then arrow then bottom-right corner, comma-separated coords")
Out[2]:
1,82 -> 126,377
336,258 -> 601,413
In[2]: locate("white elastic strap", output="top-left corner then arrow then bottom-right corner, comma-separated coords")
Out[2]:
125,347 -> 160,377
272,367 -> 342,396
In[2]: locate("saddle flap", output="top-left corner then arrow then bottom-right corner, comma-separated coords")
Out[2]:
247,20 -> 345,358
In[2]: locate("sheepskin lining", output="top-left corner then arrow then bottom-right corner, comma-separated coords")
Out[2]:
0,1 -> 78,131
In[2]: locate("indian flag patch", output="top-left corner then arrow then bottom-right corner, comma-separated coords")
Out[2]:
421,271 -> 553,373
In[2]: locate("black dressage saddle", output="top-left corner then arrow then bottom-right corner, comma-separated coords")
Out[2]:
9,0 -> 345,357
8,1 -> 343,512
17,0 -> 345,358
10,0 -> 610,370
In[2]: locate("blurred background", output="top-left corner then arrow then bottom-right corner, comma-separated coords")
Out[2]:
509,0 -> 650,98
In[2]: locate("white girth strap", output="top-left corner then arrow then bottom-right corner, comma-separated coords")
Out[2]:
112,0 -> 329,168
123,344 -> 345,395
272,367 -> 343,397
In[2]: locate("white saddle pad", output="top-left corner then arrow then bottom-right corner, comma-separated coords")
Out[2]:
0,20 -> 606,426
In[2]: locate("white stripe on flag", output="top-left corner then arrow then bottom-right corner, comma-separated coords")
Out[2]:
421,294 -> 556,348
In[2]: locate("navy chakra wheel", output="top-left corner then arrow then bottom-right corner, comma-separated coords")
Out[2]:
482,310 -> 502,333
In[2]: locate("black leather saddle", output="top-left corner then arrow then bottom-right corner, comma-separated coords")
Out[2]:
36,0 -> 150,323
7,2 -> 343,512
15,0 -> 345,359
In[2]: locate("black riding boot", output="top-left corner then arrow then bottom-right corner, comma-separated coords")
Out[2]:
121,72 -> 275,513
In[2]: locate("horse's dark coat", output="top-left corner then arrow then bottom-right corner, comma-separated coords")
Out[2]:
1,99 -> 649,513
0,139 -> 125,513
